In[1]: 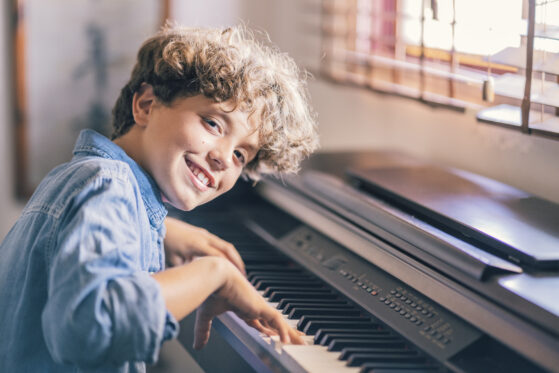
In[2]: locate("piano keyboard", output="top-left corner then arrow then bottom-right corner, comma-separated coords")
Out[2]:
196,215 -> 447,373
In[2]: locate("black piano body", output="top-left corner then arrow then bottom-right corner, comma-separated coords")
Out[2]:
170,151 -> 559,373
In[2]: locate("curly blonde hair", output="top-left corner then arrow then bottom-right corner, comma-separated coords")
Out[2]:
112,24 -> 319,180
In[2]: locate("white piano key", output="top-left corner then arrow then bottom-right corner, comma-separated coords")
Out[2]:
285,318 -> 300,329
261,335 -> 272,344
301,335 -> 316,345
281,344 -> 360,373
268,334 -> 315,347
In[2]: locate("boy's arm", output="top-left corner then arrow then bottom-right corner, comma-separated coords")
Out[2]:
152,256 -> 304,348
42,174 -> 177,368
152,256 -> 227,320
164,217 -> 245,274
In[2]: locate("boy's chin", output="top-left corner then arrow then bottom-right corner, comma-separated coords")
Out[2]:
162,193 -> 215,212
161,193 -> 192,211
168,198 -> 199,211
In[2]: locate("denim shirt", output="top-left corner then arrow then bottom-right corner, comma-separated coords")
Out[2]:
0,130 -> 179,373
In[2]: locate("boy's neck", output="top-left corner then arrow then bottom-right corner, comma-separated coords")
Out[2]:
113,126 -> 145,169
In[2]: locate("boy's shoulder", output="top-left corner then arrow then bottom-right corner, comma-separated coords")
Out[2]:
27,156 -> 139,217
46,155 -> 136,191
65,155 -> 135,185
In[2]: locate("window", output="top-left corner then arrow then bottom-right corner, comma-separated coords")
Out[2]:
320,0 -> 559,139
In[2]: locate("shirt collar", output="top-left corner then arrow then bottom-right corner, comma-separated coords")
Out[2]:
73,129 -> 167,229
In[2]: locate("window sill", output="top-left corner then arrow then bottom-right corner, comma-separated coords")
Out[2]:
476,104 -> 559,139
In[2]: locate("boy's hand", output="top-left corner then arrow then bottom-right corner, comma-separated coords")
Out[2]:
193,260 -> 304,349
164,217 -> 245,275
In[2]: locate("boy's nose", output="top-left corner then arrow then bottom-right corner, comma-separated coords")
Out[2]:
208,147 -> 232,171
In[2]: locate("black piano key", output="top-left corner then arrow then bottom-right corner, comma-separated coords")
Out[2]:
262,284 -> 327,291
245,266 -> 302,275
366,369 -> 441,373
302,320 -> 378,335
268,291 -> 339,302
283,302 -> 353,314
235,241 -> 275,248
248,270 -> 309,276
277,298 -> 349,311
254,279 -> 322,290
197,227 -> 255,238
234,240 -> 273,247
249,274 -> 311,284
339,348 -> 415,361
328,338 -> 405,352
246,264 -> 301,270
243,257 -> 289,265
263,287 -> 332,298
298,315 -> 372,331
249,272 -> 307,280
250,272 -> 309,278
242,251 -> 286,258
241,253 -> 289,266
318,331 -> 392,346
359,362 -> 439,372
347,353 -> 425,367
314,328 -> 385,344
288,307 -> 361,319
239,248 -> 283,254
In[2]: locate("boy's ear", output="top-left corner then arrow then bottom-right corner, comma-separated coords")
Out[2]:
132,83 -> 156,127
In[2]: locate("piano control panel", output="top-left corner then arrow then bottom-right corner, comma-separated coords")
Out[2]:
281,225 -> 482,362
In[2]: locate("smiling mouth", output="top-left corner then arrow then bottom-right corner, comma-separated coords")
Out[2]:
185,158 -> 214,188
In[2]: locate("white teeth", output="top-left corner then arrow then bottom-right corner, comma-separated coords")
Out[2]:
190,164 -> 209,185
197,172 -> 209,185
187,159 -> 211,187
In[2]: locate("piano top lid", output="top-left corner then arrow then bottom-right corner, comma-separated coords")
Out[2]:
346,159 -> 559,269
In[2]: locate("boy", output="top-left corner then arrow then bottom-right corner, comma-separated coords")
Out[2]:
0,24 -> 318,372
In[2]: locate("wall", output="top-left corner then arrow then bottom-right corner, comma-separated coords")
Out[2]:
0,1 -> 25,239
171,0 -> 240,28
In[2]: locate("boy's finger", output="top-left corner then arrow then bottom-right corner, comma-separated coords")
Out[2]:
288,327 -> 305,345
271,315 -> 290,344
214,240 -> 246,275
168,254 -> 186,267
193,246 -> 226,260
191,244 -> 245,275
248,319 -> 277,336
193,311 -> 213,350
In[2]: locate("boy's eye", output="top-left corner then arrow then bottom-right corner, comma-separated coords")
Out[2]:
234,150 -> 246,164
203,118 -> 220,131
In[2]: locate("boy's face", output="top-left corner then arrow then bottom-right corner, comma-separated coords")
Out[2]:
131,87 -> 260,211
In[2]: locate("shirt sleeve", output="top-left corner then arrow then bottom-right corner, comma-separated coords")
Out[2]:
41,172 -> 178,369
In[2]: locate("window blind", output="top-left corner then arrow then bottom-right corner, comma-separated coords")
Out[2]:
320,0 -> 559,139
